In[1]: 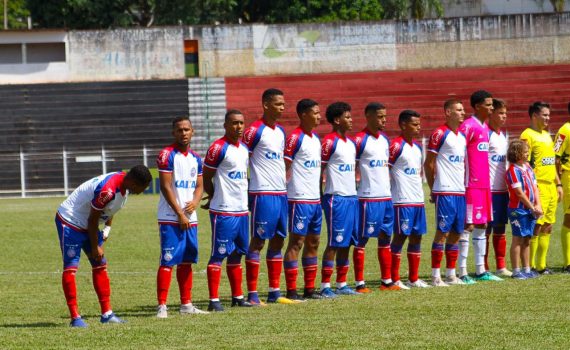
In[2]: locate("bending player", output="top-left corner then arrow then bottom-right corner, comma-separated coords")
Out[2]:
56,165 -> 152,327
156,116 -> 209,318
486,98 -> 511,277
243,88 -> 299,305
389,110 -> 429,289
424,99 -> 467,287
353,102 -> 399,292
283,99 -> 324,301
203,110 -> 253,311
320,101 -> 359,297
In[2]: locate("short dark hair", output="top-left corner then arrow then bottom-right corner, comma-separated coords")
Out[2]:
507,139 -> 529,164
493,98 -> 507,110
126,165 -> 152,186
262,88 -> 284,103
364,102 -> 386,116
172,116 -> 191,129
444,99 -> 462,111
528,101 -> 550,118
326,102 -> 351,124
470,90 -> 492,108
398,109 -> 421,125
296,99 -> 318,116
225,109 -> 243,122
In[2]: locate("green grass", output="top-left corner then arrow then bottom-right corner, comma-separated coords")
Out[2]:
1,192 -> 570,349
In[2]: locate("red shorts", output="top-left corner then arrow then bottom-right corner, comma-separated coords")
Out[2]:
465,188 -> 493,225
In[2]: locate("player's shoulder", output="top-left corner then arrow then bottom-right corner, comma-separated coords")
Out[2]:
157,144 -> 177,168
189,148 -> 202,161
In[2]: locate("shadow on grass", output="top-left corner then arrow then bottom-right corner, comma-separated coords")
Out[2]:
0,322 -> 59,328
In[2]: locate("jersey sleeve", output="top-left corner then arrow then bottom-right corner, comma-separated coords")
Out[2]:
284,132 -> 302,161
459,122 -> 472,143
321,136 -> 336,163
194,152 -> 203,176
157,148 -> 174,172
554,127 -> 570,163
427,128 -> 446,153
353,133 -> 366,160
204,141 -> 227,170
506,166 -> 523,189
91,179 -> 117,210
242,123 -> 262,152
389,139 -> 403,166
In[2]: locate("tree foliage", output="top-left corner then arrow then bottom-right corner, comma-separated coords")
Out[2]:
1,0 -> 30,29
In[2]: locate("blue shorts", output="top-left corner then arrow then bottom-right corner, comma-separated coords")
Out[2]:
435,195 -> 466,234
249,194 -> 288,240
491,192 -> 509,226
56,215 -> 106,269
322,194 -> 358,248
159,224 -> 198,266
394,206 -> 427,236
358,200 -> 394,239
209,213 -> 249,259
288,201 -> 322,236
508,208 -> 536,237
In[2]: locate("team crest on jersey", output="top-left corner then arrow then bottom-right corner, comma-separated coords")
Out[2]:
296,221 -> 305,230
438,218 -> 446,230
336,233 -> 343,242
475,212 -> 482,220
400,219 -> 409,231
190,167 -> 197,177
218,244 -> 227,255
367,225 -> 374,234
66,248 -> 76,258
256,225 -> 265,235
511,219 -> 521,228
163,252 -> 173,262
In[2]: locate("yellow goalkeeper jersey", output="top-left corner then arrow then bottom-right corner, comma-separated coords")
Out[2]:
520,127 -> 556,182
555,122 -> 570,172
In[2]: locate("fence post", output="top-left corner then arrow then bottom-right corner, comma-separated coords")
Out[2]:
63,146 -> 69,196
19,146 -> 26,198
143,145 -> 148,167
102,146 -> 107,174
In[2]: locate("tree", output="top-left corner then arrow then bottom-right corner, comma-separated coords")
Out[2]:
1,0 -> 30,29
550,0 -> 565,12
382,0 -> 443,20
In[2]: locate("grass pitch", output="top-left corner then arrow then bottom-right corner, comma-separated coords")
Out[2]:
1,193 -> 570,349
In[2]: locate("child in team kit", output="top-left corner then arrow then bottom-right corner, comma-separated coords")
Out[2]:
505,140 -> 543,279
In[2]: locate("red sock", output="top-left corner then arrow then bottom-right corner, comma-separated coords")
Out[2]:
303,265 -> 317,290
157,266 -> 172,305
62,269 -> 80,319
407,252 -> 421,283
177,263 -> 193,304
484,233 -> 490,271
92,265 -> 111,314
321,261 -> 334,284
336,263 -> 349,284
377,245 -> 392,280
245,256 -> 260,292
267,254 -> 283,290
493,234 -> 507,270
227,263 -> 243,297
391,252 -> 401,282
207,263 -> 222,300
431,247 -> 443,269
445,246 -> 459,269
284,261 -> 298,292
353,247 -> 365,282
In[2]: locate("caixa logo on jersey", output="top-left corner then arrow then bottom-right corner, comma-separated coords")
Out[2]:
491,155 -> 506,163
228,171 -> 247,180
448,155 -> 465,163
477,142 -> 489,151
265,151 -> 282,160
303,160 -> 321,168
369,159 -> 388,168
175,180 -> 196,189
404,167 -> 420,175
338,164 -> 355,172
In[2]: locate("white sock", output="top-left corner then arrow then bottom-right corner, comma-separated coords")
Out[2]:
513,268 -> 521,274
103,310 -> 113,317
458,232 -> 470,276
268,287 -> 280,292
321,282 -> 331,289
446,268 -> 456,278
382,278 -> 393,284
524,266 -> 531,273
233,295 -> 244,300
432,268 -> 441,278
210,298 -> 219,302
336,282 -> 347,289
475,264 -> 486,275
356,280 -> 365,287
472,228 -> 487,272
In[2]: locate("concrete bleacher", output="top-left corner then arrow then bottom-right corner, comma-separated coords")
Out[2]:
225,64 -> 570,139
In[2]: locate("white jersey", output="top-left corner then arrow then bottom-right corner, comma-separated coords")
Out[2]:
284,127 -> 321,202
204,137 -> 249,214
57,172 -> 128,230
157,144 -> 202,225
322,132 -> 357,196
354,128 -> 391,200
488,128 -> 508,193
389,136 -> 424,206
242,118 -> 286,194
427,124 -> 466,195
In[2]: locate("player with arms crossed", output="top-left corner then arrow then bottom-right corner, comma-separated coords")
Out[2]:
203,110 -> 253,311
353,102 -> 399,292
56,165 -> 152,327
521,101 -> 562,275
485,98 -> 511,277
389,110 -> 429,289
156,116 -> 208,318
243,88 -> 299,305
554,102 -> 570,273
320,101 -> 359,297
283,99 -> 324,301
424,99 -> 467,287
458,90 -> 502,283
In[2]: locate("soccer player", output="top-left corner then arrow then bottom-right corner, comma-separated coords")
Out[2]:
283,99 -> 324,301
424,99 -> 467,287
56,165 -> 152,327
389,110 -> 428,289
202,110 -> 253,312
554,102 -> 570,273
353,102 -> 399,292
458,90 -> 502,283
243,88 -> 298,305
156,116 -> 208,318
320,101 -> 359,297
506,140 -> 543,279
486,98 -> 511,277
521,101 -> 562,274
